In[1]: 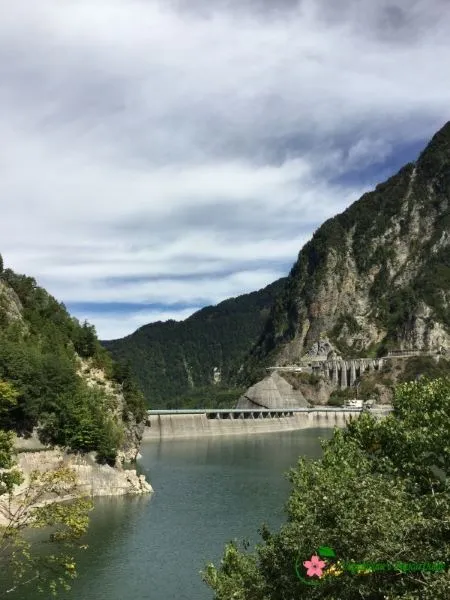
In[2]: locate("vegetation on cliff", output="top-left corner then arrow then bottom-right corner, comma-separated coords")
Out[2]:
203,377 -> 450,599
242,123 -> 450,384
102,278 -> 286,408
0,259 -> 145,465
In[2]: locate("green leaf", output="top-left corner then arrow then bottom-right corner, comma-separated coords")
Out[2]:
318,546 -> 336,557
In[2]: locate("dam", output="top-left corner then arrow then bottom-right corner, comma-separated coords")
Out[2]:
142,407 -> 391,440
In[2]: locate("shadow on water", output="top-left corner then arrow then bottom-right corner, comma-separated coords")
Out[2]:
1,428 -> 332,600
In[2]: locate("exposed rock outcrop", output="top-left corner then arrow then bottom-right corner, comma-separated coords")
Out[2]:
243,122 -> 450,381
16,450 -> 152,497
0,279 -> 24,324
76,357 -> 144,465
0,449 -> 152,526
237,371 -> 308,409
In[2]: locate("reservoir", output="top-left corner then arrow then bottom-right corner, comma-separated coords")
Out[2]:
6,428 -> 332,600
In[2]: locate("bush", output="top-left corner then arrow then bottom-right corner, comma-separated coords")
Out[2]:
327,395 -> 345,407
399,356 -> 450,383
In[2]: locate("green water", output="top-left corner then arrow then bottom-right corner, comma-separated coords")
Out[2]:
7,429 -> 332,600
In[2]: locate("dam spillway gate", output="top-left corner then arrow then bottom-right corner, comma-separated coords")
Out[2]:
207,410 -> 295,419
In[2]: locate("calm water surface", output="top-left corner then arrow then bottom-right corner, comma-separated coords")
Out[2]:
17,429 -> 332,600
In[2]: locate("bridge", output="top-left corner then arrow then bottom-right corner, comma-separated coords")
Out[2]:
267,349 -> 444,389
143,407 -> 392,440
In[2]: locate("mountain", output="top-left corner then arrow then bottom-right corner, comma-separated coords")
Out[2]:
102,278 -> 286,408
0,260 -> 146,466
241,122 -> 450,385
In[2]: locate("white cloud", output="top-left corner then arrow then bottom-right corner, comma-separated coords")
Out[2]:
0,0 -> 449,338
53,268 -> 288,305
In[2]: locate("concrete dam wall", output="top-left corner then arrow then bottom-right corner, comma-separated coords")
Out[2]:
142,410 -> 359,441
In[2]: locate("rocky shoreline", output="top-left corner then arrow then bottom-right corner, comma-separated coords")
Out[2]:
15,448 -> 153,497
0,437 -> 153,526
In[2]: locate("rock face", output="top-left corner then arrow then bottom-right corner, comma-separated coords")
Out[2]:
243,122 -> 450,380
237,371 -> 308,409
0,279 -> 23,324
290,378 -> 335,406
76,357 -> 144,465
16,450 -> 153,497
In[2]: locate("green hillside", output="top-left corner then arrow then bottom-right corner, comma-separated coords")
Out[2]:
102,278 -> 286,408
0,258 -> 145,465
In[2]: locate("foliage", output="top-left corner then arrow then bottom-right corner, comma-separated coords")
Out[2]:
0,260 -> 145,463
111,361 -> 147,422
0,381 -> 19,429
356,378 -> 378,400
103,278 -> 286,408
203,377 -> 450,599
326,395 -> 345,407
0,463 -> 92,597
399,356 -> 450,384
0,432 -> 22,495
73,321 -> 98,358
38,386 -> 124,466
280,372 -> 321,389
330,314 -> 361,339
328,388 -> 355,403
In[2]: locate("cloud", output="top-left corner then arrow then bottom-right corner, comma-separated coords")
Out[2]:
0,0 -> 449,338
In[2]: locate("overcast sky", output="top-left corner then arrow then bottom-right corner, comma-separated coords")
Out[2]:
1,0 -> 449,340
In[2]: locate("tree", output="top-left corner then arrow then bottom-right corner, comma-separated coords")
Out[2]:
0,435 -> 92,597
74,321 -> 98,359
0,254 -> 3,275
203,377 -> 450,599
0,381 -> 19,429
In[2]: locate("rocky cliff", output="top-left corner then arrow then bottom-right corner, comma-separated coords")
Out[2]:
242,122 -> 450,384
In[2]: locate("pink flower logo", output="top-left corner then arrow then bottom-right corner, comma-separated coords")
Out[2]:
303,555 -> 326,578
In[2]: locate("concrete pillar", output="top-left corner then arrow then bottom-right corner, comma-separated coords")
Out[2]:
333,361 -> 339,385
350,361 -> 357,386
340,361 -> 348,388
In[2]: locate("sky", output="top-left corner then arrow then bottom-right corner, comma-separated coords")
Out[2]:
1,0 -> 449,340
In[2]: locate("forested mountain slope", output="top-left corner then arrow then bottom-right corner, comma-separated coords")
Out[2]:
0,258 -> 145,465
241,121 -> 450,384
102,278 -> 286,408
